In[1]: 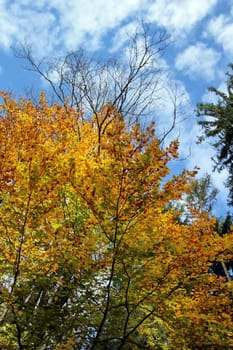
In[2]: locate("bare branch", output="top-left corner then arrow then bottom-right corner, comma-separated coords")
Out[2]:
13,23 -> 170,127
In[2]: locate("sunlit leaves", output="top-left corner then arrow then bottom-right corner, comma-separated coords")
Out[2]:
0,93 -> 232,349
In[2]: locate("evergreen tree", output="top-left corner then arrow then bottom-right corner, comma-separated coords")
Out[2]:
197,64 -> 233,205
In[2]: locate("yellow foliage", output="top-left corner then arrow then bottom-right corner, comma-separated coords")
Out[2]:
0,93 -> 232,349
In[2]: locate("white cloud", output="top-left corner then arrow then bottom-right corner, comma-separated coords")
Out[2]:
0,0 -> 145,55
175,42 -> 221,81
0,0 -> 219,56
58,0 -> 143,51
0,1 -> 58,55
0,2 -> 18,49
146,0 -> 217,35
206,13 -> 233,57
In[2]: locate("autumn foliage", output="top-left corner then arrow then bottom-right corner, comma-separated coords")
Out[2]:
0,93 -> 232,349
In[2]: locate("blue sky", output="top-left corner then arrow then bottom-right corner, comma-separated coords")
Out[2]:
0,0 -> 232,216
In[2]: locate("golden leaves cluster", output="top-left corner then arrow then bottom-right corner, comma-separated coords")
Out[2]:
0,93 -> 232,349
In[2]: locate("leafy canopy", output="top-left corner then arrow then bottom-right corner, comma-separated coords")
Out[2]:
0,93 -> 233,349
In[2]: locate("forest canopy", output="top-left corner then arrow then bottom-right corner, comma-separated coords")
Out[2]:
0,93 -> 232,349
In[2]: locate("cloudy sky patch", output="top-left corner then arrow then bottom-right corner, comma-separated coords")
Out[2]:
175,42 -> 221,81
207,13 -> 233,57
146,0 -> 217,36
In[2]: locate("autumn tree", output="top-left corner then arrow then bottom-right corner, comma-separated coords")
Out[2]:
184,175 -> 232,281
197,64 -> 233,205
185,173 -> 218,214
0,93 -> 233,349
